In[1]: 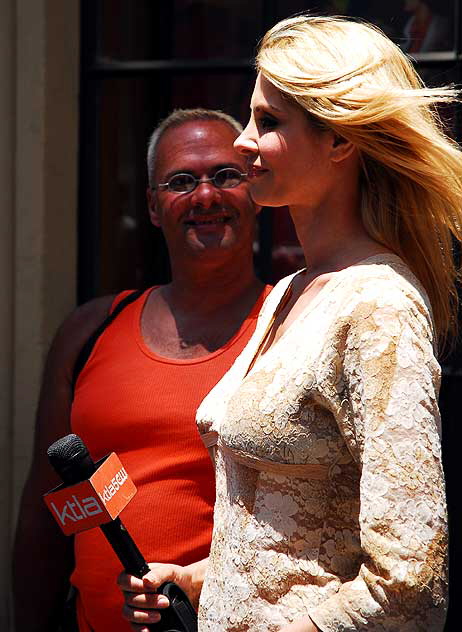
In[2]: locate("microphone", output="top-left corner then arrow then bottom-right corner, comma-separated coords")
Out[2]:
47,433 -> 150,577
46,433 -> 197,632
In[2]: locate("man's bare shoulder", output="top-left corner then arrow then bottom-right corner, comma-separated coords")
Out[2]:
58,295 -> 115,344
32,295 -> 119,458
48,295 -> 117,380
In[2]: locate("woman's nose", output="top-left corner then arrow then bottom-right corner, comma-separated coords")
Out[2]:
234,123 -> 258,156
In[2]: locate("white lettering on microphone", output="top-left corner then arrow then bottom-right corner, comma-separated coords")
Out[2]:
98,466 -> 128,504
50,495 -> 104,526
49,466 -> 128,526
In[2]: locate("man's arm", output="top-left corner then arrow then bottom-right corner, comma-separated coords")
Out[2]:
12,295 -> 114,632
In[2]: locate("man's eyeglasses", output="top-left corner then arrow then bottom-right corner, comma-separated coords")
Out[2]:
151,167 -> 248,193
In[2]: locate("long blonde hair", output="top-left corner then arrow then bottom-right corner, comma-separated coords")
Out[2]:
257,14 -> 462,349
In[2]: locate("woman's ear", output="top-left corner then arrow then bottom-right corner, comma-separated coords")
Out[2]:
330,133 -> 357,163
146,188 -> 162,227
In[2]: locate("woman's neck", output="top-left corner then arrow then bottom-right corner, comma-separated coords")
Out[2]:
289,195 -> 389,277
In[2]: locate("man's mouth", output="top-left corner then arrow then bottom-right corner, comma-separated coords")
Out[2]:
184,213 -> 233,227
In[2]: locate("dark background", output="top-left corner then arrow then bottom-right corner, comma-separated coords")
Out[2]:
78,2 -> 461,629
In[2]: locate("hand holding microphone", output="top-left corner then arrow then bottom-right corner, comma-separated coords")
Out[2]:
118,561 -> 205,630
44,434 -> 198,632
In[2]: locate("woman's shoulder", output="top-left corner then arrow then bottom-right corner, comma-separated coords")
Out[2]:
337,253 -> 431,310
332,253 -> 436,342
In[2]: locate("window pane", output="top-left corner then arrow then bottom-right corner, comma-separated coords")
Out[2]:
98,0 -> 458,60
98,78 -> 160,295
169,72 -> 255,121
352,0 -> 456,53
271,1 -> 457,53
99,0 -> 266,60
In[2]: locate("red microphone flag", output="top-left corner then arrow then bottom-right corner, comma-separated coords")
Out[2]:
44,452 -> 137,536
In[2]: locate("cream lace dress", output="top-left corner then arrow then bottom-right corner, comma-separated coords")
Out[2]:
196,255 -> 448,632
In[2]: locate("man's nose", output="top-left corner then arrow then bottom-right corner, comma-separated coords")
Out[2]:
190,179 -> 222,209
234,121 -> 258,156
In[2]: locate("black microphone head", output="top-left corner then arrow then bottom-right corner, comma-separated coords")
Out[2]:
47,434 -> 95,484
47,433 -> 88,467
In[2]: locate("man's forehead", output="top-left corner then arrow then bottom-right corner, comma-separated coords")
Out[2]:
156,120 -> 244,174
163,119 -> 238,144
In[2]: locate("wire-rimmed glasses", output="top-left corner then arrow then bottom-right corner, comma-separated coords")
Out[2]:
151,167 -> 248,193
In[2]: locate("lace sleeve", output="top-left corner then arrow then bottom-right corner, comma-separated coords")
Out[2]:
309,284 -> 448,632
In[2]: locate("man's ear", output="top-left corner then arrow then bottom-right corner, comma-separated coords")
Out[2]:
330,133 -> 356,163
146,187 -> 161,227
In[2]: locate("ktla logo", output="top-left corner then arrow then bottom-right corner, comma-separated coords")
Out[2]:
50,493 -> 105,525
44,453 -> 137,536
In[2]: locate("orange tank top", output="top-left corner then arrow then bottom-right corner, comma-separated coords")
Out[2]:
70,285 -> 271,632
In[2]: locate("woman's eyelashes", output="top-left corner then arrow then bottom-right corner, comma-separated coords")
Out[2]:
258,114 -> 278,131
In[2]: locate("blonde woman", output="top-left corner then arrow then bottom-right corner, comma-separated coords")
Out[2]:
119,14 -> 461,632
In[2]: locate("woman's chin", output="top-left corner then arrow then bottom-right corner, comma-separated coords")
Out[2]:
248,179 -> 290,208
250,191 -> 286,209
249,185 -> 278,208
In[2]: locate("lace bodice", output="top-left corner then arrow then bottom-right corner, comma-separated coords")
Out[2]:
196,255 -> 448,631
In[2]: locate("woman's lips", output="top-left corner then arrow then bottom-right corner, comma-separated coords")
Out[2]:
247,166 -> 268,179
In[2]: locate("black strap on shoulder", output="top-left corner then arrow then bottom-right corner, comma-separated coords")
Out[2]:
71,289 -> 145,397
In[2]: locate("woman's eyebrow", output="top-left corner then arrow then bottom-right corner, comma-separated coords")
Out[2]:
251,102 -> 283,114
